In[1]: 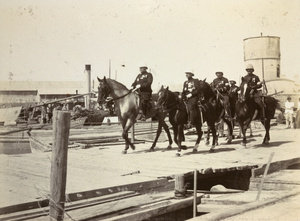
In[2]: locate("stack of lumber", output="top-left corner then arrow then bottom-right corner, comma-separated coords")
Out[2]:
0,190 -> 204,221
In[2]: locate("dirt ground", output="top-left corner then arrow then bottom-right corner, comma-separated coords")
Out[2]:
0,121 -> 299,209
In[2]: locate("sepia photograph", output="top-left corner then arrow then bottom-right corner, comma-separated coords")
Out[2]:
0,0 -> 300,220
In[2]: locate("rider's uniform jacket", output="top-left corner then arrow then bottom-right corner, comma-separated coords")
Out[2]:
229,85 -> 240,93
182,78 -> 200,98
132,72 -> 153,93
212,77 -> 230,93
243,74 -> 262,90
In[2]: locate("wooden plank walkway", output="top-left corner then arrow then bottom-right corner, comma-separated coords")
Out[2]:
0,122 -> 299,210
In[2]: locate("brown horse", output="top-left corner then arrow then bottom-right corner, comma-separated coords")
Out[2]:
236,77 -> 280,146
97,77 -> 172,153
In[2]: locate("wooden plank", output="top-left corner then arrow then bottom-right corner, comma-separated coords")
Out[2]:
252,157 -> 300,177
0,191 -> 138,221
103,193 -> 204,221
0,178 -> 169,215
188,191 -> 300,221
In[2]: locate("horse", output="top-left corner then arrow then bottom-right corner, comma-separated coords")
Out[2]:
236,77 -> 280,146
197,79 -> 234,147
156,86 -> 206,154
97,77 -> 173,153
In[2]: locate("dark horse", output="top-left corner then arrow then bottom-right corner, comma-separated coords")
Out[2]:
156,86 -> 215,153
236,77 -> 280,146
97,77 -> 172,153
197,79 -> 234,149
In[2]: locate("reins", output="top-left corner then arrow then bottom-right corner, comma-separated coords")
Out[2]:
158,91 -> 181,112
104,80 -> 134,102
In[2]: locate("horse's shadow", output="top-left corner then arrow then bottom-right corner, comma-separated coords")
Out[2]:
182,147 -> 236,156
252,140 -> 294,148
127,145 -> 180,154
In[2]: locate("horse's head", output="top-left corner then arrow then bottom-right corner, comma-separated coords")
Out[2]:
97,76 -> 111,105
156,85 -> 169,112
239,77 -> 247,102
198,78 -> 214,101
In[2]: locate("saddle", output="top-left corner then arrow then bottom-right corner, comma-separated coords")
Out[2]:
138,92 -> 153,119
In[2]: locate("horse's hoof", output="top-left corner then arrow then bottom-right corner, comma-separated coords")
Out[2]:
181,145 -> 187,150
263,140 -> 269,145
131,145 -> 136,150
122,150 -> 127,154
240,142 -> 246,147
166,145 -> 172,150
192,148 -> 198,153
216,142 -> 219,146
176,152 -> 181,157
250,134 -> 253,137
209,148 -> 215,153
227,136 -> 232,144
237,135 -> 241,139
205,141 -> 210,146
149,148 -> 154,152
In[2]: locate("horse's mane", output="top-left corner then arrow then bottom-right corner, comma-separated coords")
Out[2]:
106,78 -> 129,91
199,79 -> 215,100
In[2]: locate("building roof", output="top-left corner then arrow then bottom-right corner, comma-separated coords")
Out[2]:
0,81 -> 87,95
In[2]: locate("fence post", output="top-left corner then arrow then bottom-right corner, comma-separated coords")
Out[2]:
174,174 -> 186,198
49,111 -> 71,220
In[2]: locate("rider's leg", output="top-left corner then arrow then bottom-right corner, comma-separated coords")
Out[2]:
253,92 -> 265,120
188,98 -> 198,126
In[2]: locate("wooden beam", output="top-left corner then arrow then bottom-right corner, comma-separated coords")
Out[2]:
49,111 -> 71,220
0,178 -> 170,215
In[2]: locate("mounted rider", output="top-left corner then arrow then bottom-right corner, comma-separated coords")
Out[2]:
229,80 -> 240,100
212,72 -> 230,94
131,64 -> 153,120
212,71 -> 231,117
182,71 -> 200,127
243,64 -> 265,120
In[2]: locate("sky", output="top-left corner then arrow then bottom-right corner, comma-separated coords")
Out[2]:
0,0 -> 300,92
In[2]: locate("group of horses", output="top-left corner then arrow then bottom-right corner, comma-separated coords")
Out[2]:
97,76 -> 280,155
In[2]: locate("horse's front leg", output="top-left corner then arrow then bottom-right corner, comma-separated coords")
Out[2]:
162,120 -> 173,149
177,124 -> 187,150
122,118 -> 136,154
172,124 -> 178,146
240,119 -> 251,147
193,124 -> 203,152
262,118 -> 271,144
150,120 -> 163,151
208,122 -> 217,152
224,118 -> 233,144
205,126 -> 210,146
175,124 -> 186,156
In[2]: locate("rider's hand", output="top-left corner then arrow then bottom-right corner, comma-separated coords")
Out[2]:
136,84 -> 141,89
186,93 -> 192,98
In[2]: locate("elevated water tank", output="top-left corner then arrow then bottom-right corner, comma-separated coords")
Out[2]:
244,36 -> 280,81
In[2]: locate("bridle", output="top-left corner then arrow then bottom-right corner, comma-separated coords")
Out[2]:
157,90 -> 180,113
98,80 -> 134,104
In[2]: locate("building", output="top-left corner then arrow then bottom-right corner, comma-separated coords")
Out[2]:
0,81 -> 87,108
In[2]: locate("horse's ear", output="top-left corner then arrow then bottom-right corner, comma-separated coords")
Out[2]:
203,78 -> 206,82
166,86 -> 169,91
97,77 -> 101,82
